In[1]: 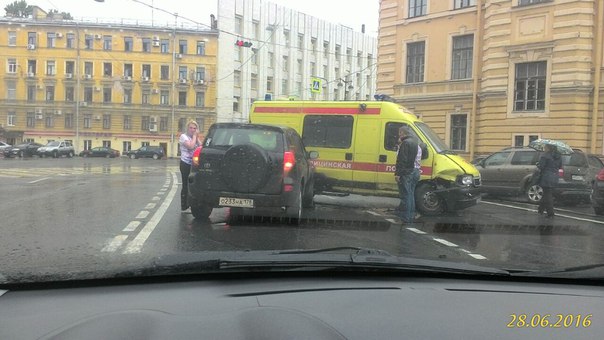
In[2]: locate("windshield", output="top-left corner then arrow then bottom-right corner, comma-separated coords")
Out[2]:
2,0 -> 604,291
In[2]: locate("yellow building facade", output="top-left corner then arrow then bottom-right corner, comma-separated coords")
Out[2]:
0,16 -> 218,157
378,0 -> 604,159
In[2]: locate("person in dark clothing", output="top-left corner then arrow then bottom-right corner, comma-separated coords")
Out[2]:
395,126 -> 422,223
537,144 -> 562,217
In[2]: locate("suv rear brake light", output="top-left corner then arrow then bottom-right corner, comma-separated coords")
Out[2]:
597,169 -> 604,181
558,168 -> 564,178
283,151 -> 295,173
192,146 -> 203,168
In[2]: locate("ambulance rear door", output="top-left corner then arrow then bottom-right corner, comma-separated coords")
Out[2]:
350,115 -> 380,194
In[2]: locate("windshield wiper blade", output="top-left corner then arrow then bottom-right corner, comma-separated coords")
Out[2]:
513,263 -> 604,279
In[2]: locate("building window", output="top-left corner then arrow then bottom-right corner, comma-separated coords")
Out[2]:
142,90 -> 150,105
7,81 -> 16,100
65,61 -> 75,74
519,0 -> 550,6
8,31 -> 16,46
27,85 -> 36,102
195,67 -> 205,81
267,76 -> 273,92
45,114 -> 54,128
178,118 -> 187,132
142,38 -> 151,52
178,91 -> 187,106
141,116 -> 150,130
233,96 -> 240,112
179,40 -> 187,54
103,88 -> 112,103
8,112 -> 16,126
8,58 -> 17,73
84,62 -> 93,76
124,37 -> 133,51
123,141 -> 131,152
85,34 -> 93,49
47,32 -> 56,48
160,90 -> 169,105
282,79 -> 288,94
161,65 -> 169,80
234,70 -> 241,87
268,52 -> 274,68
84,115 -> 92,129
160,117 -> 168,131
514,61 -> 547,111
406,41 -> 425,83
46,61 -> 56,75
196,92 -> 205,107
46,86 -> 55,102
513,134 -> 540,147
83,140 -> 92,150
454,0 -> 475,9
124,89 -> 132,104
62,113 -> 72,128
123,115 -> 131,130
28,32 -> 36,45
102,140 -> 111,148
450,114 -> 467,151
161,39 -> 169,53
103,35 -> 112,50
408,0 -> 427,18
65,87 -> 74,102
103,62 -> 112,77
124,63 -> 133,77
178,66 -> 187,80
66,33 -> 75,48
84,87 -> 93,102
196,118 -> 204,131
235,16 -> 242,34
142,64 -> 151,78
103,114 -> 111,129
196,41 -> 205,55
282,56 -> 289,72
251,73 -> 258,90
451,35 -> 473,80
27,112 -> 35,127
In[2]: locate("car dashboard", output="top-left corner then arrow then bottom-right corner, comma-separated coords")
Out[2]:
1,275 -> 602,339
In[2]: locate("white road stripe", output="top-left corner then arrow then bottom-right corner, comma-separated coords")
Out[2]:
433,238 -> 458,247
123,172 -> 178,254
406,227 -> 426,234
136,211 -> 149,219
152,196 -> 160,201
459,249 -> 471,254
366,211 -> 382,216
385,218 -> 399,223
145,203 -> 156,209
469,254 -> 487,260
101,235 -> 129,252
122,221 -> 141,232
482,200 -> 604,225
28,177 -> 50,184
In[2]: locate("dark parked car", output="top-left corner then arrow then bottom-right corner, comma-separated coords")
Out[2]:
187,123 -> 317,222
477,147 -> 602,204
3,142 -> 43,158
124,146 -> 165,159
591,168 -> 604,215
79,147 -> 120,158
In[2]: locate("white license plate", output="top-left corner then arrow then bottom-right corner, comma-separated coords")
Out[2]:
219,197 -> 254,208
571,175 -> 585,181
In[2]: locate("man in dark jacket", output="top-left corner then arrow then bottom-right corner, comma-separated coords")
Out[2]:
537,144 -> 562,218
395,126 -> 422,223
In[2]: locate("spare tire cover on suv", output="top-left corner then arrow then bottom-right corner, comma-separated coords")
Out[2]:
220,143 -> 271,193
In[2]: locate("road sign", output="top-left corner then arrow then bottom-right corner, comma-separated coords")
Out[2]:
311,78 -> 322,93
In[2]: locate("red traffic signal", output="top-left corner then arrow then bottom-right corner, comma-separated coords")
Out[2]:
235,40 -> 253,48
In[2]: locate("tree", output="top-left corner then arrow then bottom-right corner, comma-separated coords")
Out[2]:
4,0 -> 32,18
47,9 -> 73,20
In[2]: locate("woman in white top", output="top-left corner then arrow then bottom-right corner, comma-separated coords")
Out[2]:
179,120 -> 201,210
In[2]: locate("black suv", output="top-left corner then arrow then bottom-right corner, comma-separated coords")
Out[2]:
478,147 -> 602,204
187,123 -> 317,222
124,146 -> 165,159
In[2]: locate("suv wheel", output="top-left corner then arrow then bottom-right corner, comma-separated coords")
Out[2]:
52,150 -> 58,158
68,151 -> 74,158
130,154 -> 136,159
191,204 -> 213,219
288,188 -> 303,224
302,179 -> 315,208
415,183 -> 445,215
525,184 -> 543,204
152,153 -> 159,160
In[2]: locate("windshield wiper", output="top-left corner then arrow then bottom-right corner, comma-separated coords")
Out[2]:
512,263 -> 604,279
123,248 -> 510,278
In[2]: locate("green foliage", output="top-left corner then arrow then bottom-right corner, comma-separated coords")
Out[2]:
4,0 -> 32,18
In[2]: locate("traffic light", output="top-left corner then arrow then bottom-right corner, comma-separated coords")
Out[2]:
235,40 -> 253,48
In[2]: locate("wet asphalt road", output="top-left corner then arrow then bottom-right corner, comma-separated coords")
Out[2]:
2,156 -> 604,281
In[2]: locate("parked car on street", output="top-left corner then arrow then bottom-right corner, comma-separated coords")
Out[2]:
0,141 -> 12,155
79,147 -> 120,158
591,168 -> 604,215
36,140 -> 75,158
3,142 -> 44,158
187,123 -> 317,222
124,146 -> 165,160
477,147 -> 601,204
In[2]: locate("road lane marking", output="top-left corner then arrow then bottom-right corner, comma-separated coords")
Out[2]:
481,200 -> 604,225
136,211 -> 149,219
102,235 -> 129,252
433,238 -> 458,247
406,227 -> 426,234
469,254 -> 487,260
28,177 -> 50,184
145,203 -> 156,209
123,221 -> 141,232
152,196 -> 160,201
123,171 -> 178,254
385,218 -> 398,223
366,211 -> 382,216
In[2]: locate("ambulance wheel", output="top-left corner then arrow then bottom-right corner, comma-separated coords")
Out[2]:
415,183 -> 445,216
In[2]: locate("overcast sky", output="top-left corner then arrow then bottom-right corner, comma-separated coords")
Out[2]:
1,0 -> 379,35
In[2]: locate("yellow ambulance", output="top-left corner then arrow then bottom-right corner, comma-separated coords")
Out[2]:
249,100 -> 481,215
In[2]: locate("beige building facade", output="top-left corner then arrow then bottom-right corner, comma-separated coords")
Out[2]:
0,9 -> 218,157
378,0 -> 604,159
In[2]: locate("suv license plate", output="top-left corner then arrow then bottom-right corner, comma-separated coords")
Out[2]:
571,175 -> 585,181
219,197 -> 254,208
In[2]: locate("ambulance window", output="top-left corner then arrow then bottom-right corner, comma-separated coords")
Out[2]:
302,115 -> 353,148
385,122 -> 420,151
